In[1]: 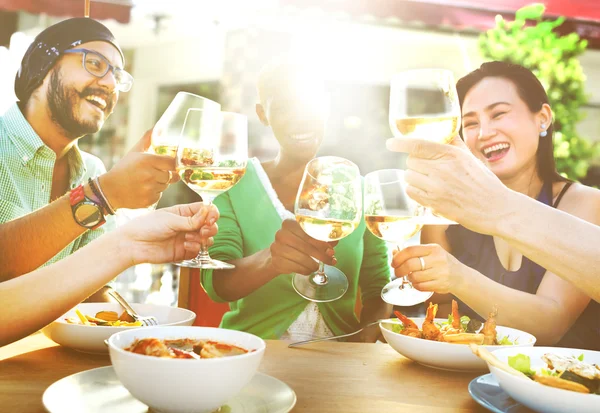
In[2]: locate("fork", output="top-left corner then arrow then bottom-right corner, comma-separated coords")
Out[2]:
288,319 -> 404,348
107,289 -> 159,326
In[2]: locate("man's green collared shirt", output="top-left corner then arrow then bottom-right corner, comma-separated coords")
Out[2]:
0,103 -> 110,267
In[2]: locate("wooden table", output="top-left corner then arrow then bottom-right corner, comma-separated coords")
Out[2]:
0,332 -> 489,412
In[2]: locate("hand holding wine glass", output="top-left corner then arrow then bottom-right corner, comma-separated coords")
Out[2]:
115,92 -> 221,221
269,219 -> 338,276
293,156 -> 362,302
390,243 -> 467,296
364,169 -> 432,306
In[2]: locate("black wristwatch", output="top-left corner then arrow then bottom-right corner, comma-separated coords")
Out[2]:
69,184 -> 106,229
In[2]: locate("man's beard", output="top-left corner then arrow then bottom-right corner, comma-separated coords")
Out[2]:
46,69 -> 108,139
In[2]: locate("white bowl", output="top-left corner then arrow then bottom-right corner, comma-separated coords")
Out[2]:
380,317 -> 536,371
42,303 -> 196,353
488,346 -> 600,413
108,326 -> 266,413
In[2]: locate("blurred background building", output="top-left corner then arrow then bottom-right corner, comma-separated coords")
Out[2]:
1,0 -> 599,304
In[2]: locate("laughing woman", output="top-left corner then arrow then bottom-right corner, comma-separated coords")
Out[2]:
200,57 -> 392,342
391,61 -> 600,350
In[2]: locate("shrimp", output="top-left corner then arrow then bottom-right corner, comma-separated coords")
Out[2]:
126,338 -> 172,357
423,302 -> 443,341
394,310 -> 419,330
394,310 -> 423,338
481,307 -> 498,345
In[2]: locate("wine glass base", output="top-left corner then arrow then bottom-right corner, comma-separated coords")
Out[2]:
175,258 -> 235,270
292,265 -> 348,303
381,277 -> 433,306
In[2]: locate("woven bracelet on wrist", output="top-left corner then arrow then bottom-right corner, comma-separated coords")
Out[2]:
89,177 -> 115,215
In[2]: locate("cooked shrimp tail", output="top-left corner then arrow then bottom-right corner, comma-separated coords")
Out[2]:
482,306 -> 498,345
423,303 -> 442,341
394,310 -> 419,330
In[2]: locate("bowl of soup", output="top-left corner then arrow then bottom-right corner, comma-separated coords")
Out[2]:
107,326 -> 266,413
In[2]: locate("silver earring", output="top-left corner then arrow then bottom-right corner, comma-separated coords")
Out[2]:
540,124 -> 547,137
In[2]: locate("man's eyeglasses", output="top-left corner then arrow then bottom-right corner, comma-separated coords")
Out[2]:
63,48 -> 133,92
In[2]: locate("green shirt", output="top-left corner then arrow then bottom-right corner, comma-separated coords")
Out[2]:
0,104 -> 111,268
202,159 -> 391,339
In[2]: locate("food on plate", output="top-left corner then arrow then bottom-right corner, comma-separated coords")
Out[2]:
390,300 -> 516,345
64,308 -> 142,327
471,345 -> 600,394
125,338 -> 250,359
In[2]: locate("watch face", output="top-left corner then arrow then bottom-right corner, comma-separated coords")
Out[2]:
74,202 -> 103,227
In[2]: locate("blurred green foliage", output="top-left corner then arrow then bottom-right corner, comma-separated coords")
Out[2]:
479,3 -> 598,180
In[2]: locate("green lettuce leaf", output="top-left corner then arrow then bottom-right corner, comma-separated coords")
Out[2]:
443,314 -> 472,332
390,323 -> 405,334
508,354 -> 535,377
496,335 -> 517,346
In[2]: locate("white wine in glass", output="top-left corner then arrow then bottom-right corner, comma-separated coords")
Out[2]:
176,110 -> 248,270
389,68 -> 461,225
151,92 -> 221,157
293,156 -> 362,302
364,169 -> 433,307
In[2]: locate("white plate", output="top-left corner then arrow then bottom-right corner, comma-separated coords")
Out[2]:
468,374 -> 534,413
42,303 -> 196,353
488,346 -> 600,413
43,366 -> 296,413
380,317 -> 536,372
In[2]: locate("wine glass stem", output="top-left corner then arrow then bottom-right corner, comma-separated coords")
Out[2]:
195,195 -> 214,262
311,261 -> 329,286
395,244 -> 409,290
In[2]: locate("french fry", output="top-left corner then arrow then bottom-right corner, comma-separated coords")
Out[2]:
469,344 -> 530,380
74,308 -> 92,326
442,333 -> 485,345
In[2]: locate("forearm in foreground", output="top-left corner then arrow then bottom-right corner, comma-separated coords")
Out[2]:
0,231 -> 128,346
496,191 -> 600,303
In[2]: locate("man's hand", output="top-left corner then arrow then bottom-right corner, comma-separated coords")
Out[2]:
268,219 -> 337,276
386,136 -> 511,235
100,130 -> 180,210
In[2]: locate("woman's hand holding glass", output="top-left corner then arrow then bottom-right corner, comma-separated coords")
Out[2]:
293,156 -> 362,302
364,169 -> 432,306
390,243 -> 468,296
269,219 -> 338,276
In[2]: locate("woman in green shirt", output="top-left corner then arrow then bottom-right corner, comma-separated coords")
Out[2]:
202,58 -> 392,341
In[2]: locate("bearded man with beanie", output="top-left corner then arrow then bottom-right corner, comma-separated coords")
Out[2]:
0,18 -> 179,294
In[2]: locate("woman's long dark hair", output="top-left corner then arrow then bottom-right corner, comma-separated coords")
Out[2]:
456,61 -> 566,183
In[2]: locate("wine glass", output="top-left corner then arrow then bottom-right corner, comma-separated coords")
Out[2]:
150,92 -> 221,157
116,92 -> 221,221
364,169 -> 433,306
176,110 -> 248,269
389,68 -> 460,225
293,156 -> 362,302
